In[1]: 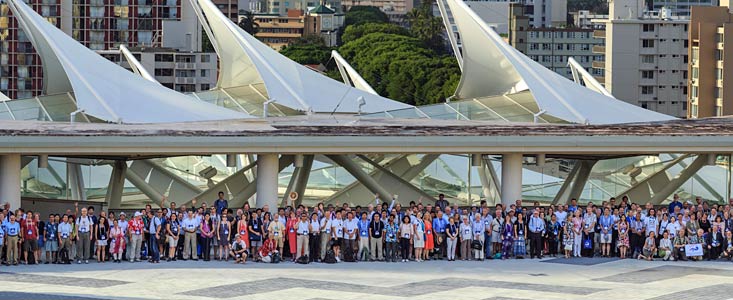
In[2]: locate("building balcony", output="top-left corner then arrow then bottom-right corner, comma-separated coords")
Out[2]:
592,45 -> 605,54
593,30 -> 605,39
592,60 -> 605,69
717,61 -> 725,69
175,62 -> 196,69
175,77 -> 197,84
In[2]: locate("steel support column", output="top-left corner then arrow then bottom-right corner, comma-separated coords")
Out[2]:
567,160 -> 597,202
327,155 -> 392,203
281,155 -> 314,207
650,154 -> 709,205
0,154 -> 21,209
500,153 -> 523,206
125,167 -> 165,207
255,154 -> 279,209
106,160 -> 127,209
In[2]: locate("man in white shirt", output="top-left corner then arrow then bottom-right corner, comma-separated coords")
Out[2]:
76,208 -> 93,264
181,210 -> 199,260
643,208 -> 659,237
554,206 -> 568,227
343,212 -> 359,257
296,214 -> 310,260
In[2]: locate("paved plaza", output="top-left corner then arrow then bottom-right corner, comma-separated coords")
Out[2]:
0,259 -> 731,299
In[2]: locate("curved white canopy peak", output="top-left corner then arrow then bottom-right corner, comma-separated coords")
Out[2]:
192,0 -> 412,113
119,45 -> 159,84
331,50 -> 378,95
7,0 -> 250,123
443,0 -> 675,124
567,57 -> 613,97
0,91 -> 9,101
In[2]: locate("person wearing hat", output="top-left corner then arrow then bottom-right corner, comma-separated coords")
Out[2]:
127,211 -> 145,262
230,234 -> 248,264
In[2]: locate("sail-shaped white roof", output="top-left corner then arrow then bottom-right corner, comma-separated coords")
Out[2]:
442,0 -> 674,124
119,45 -> 159,84
0,91 -> 9,101
567,57 -> 613,97
6,0 -> 250,123
192,0 -> 412,114
331,50 -> 378,95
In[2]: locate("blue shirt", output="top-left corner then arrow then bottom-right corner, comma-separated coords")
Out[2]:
358,219 -> 370,237
668,201 -> 683,214
432,218 -> 447,233
384,223 -> 399,242
568,205 -> 578,213
529,216 -> 545,233
214,199 -> 228,215
5,222 -> 20,236
45,223 -> 58,240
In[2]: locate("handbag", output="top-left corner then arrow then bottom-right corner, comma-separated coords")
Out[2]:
583,237 -> 592,249
471,240 -> 483,250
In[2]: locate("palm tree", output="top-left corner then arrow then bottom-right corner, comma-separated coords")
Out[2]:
238,11 -> 259,35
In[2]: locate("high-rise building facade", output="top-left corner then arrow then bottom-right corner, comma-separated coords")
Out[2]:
0,0 -> 204,99
688,4 -> 733,118
594,0 -> 690,117
652,0 -> 716,17
509,3 -> 604,79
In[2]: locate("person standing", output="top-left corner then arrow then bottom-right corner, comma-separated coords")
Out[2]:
343,212 -> 359,259
127,212 -> 145,262
148,210 -> 163,263
471,214 -> 484,260
95,216 -> 108,263
528,210 -> 545,259
432,211 -> 447,260
398,215 -> 413,262
200,214 -> 214,261
44,214 -> 58,264
57,215 -> 72,264
216,214 -> 231,261
268,214 -> 285,256
357,212 -> 370,261
308,213 -> 320,262
296,213 -> 310,260
166,213 -> 180,262
213,191 -> 229,216
109,219 -> 126,263
459,216 -> 472,261
366,212 -> 384,261
21,211 -> 39,265
319,211 -> 332,261
181,210 -> 198,261
384,215 -> 398,262
598,208 -> 613,257
5,214 -> 20,265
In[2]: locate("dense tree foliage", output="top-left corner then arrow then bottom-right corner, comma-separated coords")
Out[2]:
406,0 -> 446,53
279,35 -> 332,65
341,23 -> 409,44
343,6 -> 390,27
278,5 -> 460,105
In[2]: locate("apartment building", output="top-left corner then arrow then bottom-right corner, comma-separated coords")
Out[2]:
0,0 -> 202,99
688,4 -> 733,118
98,47 -> 218,93
593,0 -> 690,117
509,3 -> 604,79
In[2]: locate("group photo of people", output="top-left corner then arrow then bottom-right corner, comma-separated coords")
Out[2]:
2,191 -> 733,266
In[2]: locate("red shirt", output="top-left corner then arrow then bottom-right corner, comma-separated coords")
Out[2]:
21,220 -> 38,240
129,219 -> 144,235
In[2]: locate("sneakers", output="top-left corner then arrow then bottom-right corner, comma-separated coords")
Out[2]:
85,260 -> 89,264
77,260 -> 82,264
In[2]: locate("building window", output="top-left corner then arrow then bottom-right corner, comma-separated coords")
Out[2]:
717,68 -> 723,80
641,86 -> 654,95
641,70 -> 654,79
200,69 -> 208,77
155,54 -> 174,62
201,55 -> 211,63
200,84 -> 210,90
692,67 -> 698,79
716,49 -> 723,61
691,86 -> 698,98
717,33 -> 724,43
642,39 -> 655,48
641,55 -> 654,63
643,24 -> 655,32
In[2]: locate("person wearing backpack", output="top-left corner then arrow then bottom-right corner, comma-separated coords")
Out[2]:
75,208 -> 93,264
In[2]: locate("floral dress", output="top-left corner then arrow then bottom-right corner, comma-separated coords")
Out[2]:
617,222 -> 630,248
501,222 -> 514,257
563,222 -> 574,250
109,226 -> 126,254
514,222 -> 527,256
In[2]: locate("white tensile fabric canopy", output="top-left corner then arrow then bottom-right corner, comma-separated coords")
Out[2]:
443,0 -> 675,124
331,50 -> 378,95
0,91 -> 9,101
7,0 -> 251,123
119,45 -> 159,84
192,0 -> 413,114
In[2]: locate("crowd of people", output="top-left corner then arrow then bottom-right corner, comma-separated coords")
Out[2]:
2,191 -> 733,266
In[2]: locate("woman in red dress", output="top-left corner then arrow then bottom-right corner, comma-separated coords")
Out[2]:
237,214 -> 249,247
423,213 -> 435,260
286,211 -> 298,261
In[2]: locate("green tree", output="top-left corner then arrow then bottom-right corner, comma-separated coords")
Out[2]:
344,6 -> 390,27
280,35 -> 332,65
341,23 -> 410,44
238,11 -> 260,35
406,0 -> 446,53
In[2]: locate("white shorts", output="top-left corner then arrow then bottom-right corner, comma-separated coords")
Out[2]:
600,233 -> 612,243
